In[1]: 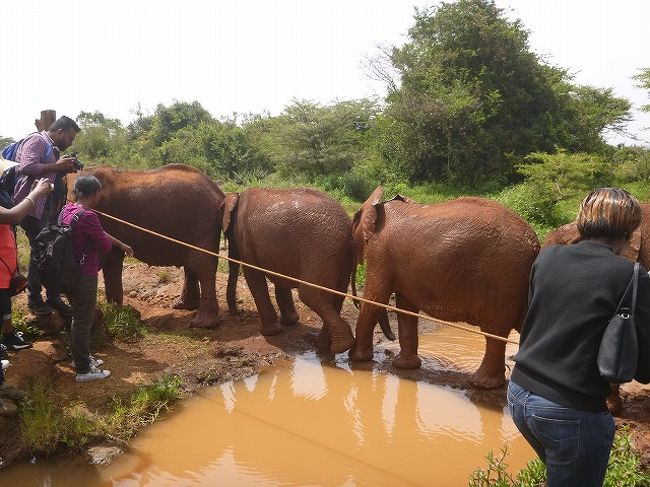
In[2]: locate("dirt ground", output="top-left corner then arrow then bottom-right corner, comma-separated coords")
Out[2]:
2,261 -> 650,470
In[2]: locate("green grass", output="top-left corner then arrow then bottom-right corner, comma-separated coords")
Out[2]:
20,375 -> 183,455
11,302 -> 44,338
469,430 -> 650,486
99,301 -> 147,342
156,269 -> 172,284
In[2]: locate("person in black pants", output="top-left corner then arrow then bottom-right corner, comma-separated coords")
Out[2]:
508,187 -> 650,486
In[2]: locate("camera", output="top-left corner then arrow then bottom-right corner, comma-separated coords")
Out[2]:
67,152 -> 84,171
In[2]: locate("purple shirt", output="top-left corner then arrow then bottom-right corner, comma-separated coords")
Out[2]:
60,204 -> 112,276
14,131 -> 59,219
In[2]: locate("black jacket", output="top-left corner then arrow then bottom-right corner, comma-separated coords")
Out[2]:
512,240 -> 650,412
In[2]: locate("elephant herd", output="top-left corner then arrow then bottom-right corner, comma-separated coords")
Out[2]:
82,163 -> 648,390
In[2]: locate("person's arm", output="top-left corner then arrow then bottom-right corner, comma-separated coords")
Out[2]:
18,136 -> 76,177
0,179 -> 52,225
106,233 -> 134,257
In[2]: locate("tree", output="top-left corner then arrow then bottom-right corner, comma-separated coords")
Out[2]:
72,111 -> 127,161
634,67 -> 650,112
376,0 -> 630,185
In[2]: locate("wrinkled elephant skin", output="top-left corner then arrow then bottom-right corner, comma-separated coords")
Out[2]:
222,188 -> 355,354
350,187 -> 540,389
87,164 -> 225,328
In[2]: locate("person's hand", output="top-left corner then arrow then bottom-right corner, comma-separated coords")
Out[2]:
29,178 -> 53,199
55,156 -> 77,173
120,243 -> 134,257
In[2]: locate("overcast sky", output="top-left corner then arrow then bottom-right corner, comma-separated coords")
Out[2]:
1,0 -> 648,146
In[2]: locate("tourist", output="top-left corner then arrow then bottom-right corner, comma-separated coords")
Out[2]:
508,188 -> 650,486
13,115 -> 81,316
0,177 -> 53,414
61,175 -> 132,382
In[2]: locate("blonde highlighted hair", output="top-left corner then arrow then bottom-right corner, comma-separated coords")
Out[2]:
577,188 -> 641,240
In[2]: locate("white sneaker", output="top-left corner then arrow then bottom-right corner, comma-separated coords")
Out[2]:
75,366 -> 111,382
1,359 -> 8,370
71,354 -> 104,368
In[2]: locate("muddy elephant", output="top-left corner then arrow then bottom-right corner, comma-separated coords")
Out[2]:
544,203 -> 649,412
86,164 -> 225,328
349,187 -> 541,388
222,188 -> 361,354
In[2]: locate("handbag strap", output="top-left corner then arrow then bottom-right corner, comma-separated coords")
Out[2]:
616,262 -> 640,316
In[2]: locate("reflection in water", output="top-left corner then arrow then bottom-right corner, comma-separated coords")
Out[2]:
0,329 -> 534,486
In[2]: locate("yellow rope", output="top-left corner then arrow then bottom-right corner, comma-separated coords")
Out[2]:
94,209 -> 520,346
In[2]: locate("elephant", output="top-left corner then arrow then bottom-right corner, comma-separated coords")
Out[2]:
349,187 -> 541,388
85,164 -> 225,328
543,202 -> 649,412
222,188 -> 367,354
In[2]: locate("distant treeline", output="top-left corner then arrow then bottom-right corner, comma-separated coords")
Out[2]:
2,0 -> 649,235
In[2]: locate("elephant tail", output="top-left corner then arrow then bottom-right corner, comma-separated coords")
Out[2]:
226,236 -> 240,314
350,243 -> 395,341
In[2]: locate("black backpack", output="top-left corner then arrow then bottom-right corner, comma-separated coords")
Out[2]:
32,209 -> 86,295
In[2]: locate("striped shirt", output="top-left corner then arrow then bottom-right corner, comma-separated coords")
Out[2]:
13,131 -> 59,219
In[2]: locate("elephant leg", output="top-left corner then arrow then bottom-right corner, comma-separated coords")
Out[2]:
350,283 -> 392,362
299,287 -> 354,355
244,268 -> 281,336
174,266 -> 200,310
392,293 -> 421,369
102,248 -> 124,305
275,286 -> 299,326
471,334 -> 507,389
186,252 -> 220,329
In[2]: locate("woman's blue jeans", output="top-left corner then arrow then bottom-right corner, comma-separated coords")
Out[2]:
507,380 -> 615,487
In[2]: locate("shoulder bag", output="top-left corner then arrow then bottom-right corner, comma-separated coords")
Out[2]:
597,262 -> 640,383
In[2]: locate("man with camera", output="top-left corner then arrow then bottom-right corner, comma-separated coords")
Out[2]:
13,116 -> 81,318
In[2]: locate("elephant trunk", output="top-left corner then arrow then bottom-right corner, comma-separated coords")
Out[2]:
378,311 -> 396,341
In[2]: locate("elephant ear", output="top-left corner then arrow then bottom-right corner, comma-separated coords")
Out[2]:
360,186 -> 384,242
222,193 -> 239,235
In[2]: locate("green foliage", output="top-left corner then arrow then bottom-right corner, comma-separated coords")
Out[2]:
0,135 -> 14,148
634,67 -> 650,112
470,430 -> 650,486
100,301 -> 147,342
20,376 -> 182,455
103,374 -> 182,441
377,0 -> 630,184
11,303 -> 44,338
612,146 -> 650,183
20,382 -> 96,455
72,111 -> 128,163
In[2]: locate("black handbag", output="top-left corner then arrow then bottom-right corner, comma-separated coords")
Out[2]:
597,263 -> 640,383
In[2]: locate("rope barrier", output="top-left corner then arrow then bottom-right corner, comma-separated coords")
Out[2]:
94,209 -> 520,346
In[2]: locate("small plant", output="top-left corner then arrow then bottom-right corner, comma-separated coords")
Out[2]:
103,374 -> 183,440
99,301 -> 147,342
468,446 -> 516,487
604,426 -> 650,487
11,303 -> 44,338
20,382 -> 95,455
156,269 -> 172,284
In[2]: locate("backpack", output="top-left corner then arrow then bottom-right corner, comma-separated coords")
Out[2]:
0,133 -> 55,208
32,209 -> 86,295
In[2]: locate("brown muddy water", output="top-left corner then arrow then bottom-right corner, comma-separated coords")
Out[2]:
0,325 -> 534,486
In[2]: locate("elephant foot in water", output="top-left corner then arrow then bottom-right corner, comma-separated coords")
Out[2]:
470,369 -> 506,389
349,346 -> 373,362
260,321 -> 283,336
393,353 -> 422,369
330,332 -> 355,355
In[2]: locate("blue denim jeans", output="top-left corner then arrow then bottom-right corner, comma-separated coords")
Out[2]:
507,380 -> 615,487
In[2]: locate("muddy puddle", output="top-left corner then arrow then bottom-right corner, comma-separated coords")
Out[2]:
0,325 -> 534,486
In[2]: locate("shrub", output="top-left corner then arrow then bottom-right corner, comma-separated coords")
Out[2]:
99,301 -> 146,342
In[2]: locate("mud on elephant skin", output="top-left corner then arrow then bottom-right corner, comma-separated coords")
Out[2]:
85,164 -> 225,328
222,188 -> 358,354
349,187 -> 541,389
544,202 -> 650,413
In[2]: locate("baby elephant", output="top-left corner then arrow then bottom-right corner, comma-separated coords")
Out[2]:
222,188 -> 356,354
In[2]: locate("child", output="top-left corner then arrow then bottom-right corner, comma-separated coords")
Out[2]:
60,175 -> 132,382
